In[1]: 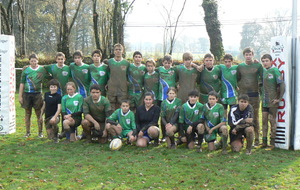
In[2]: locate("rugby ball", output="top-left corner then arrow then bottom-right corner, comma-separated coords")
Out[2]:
109,138 -> 122,151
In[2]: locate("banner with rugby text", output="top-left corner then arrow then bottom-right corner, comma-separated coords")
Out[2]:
0,35 -> 16,134
270,36 -> 291,150
294,37 -> 300,150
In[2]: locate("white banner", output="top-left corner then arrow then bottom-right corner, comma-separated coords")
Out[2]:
0,35 -> 16,135
270,36 -> 291,150
294,37 -> 300,150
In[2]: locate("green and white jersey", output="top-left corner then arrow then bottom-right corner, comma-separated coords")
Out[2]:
128,63 -> 147,95
144,71 -> 159,100
161,97 -> 182,122
237,62 -> 263,95
61,93 -> 83,115
176,64 -> 199,102
20,65 -> 48,93
262,67 -> 283,108
107,58 -> 130,96
89,63 -> 109,94
70,62 -> 90,98
158,66 -> 177,101
44,63 -> 71,95
107,108 -> 136,131
220,64 -> 238,99
199,66 -> 221,95
202,103 -> 226,128
83,95 -> 111,123
179,101 -> 204,128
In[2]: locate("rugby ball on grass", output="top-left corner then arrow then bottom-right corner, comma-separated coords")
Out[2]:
109,138 -> 122,151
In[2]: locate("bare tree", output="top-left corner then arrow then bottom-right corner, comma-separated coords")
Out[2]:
17,0 -> 26,56
0,0 -> 14,35
160,0 -> 187,55
57,0 -> 83,58
202,0 -> 224,61
112,0 -> 135,47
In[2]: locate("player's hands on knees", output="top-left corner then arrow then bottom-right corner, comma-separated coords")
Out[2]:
245,118 -> 253,123
138,131 -> 143,138
165,123 -> 172,129
94,122 -> 101,131
187,126 -> 193,134
232,129 -> 237,135
129,135 -> 136,142
64,114 -> 71,120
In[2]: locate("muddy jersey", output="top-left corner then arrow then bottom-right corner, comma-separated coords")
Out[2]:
179,101 -> 204,129
70,62 -> 90,98
202,103 -> 226,128
176,64 -> 199,102
220,64 -> 238,99
199,66 -> 221,95
107,58 -> 130,96
44,64 -> 71,95
237,62 -> 263,95
161,98 -> 182,123
89,63 -> 109,93
158,66 -> 177,101
262,67 -> 283,108
21,65 -> 48,93
128,63 -> 147,95
144,71 -> 159,100
83,95 -> 111,123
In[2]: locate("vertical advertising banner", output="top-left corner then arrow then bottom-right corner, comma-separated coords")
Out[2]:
270,36 -> 291,150
0,35 -> 16,135
294,38 -> 300,150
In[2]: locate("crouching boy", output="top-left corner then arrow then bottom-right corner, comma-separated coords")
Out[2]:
106,100 -> 137,144
228,94 -> 254,155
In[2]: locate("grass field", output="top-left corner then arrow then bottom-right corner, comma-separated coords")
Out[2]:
0,96 -> 300,189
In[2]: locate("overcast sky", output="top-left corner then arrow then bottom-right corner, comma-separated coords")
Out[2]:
125,0 -> 295,53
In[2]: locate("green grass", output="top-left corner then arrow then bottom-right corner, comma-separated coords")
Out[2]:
0,96 -> 300,189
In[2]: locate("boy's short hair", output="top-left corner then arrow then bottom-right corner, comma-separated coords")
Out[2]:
261,54 -> 272,61
208,91 -> 219,99
167,87 -> 177,94
48,79 -> 60,88
121,99 -> 130,105
188,90 -> 199,97
29,53 -> 38,60
145,59 -> 156,67
133,51 -> 142,58
114,43 -> 124,50
223,54 -> 233,61
92,49 -> 102,57
182,52 -> 193,61
203,53 -> 214,60
65,81 -> 77,90
73,50 -> 83,58
90,84 -> 101,92
56,52 -> 65,58
144,92 -> 155,99
243,47 -> 254,55
238,94 -> 249,101
163,54 -> 172,62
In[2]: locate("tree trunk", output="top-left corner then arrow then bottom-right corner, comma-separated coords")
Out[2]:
202,0 -> 224,61
92,0 -> 104,57
0,1 -> 13,35
17,0 -> 26,57
113,0 -> 121,45
57,0 -> 83,58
